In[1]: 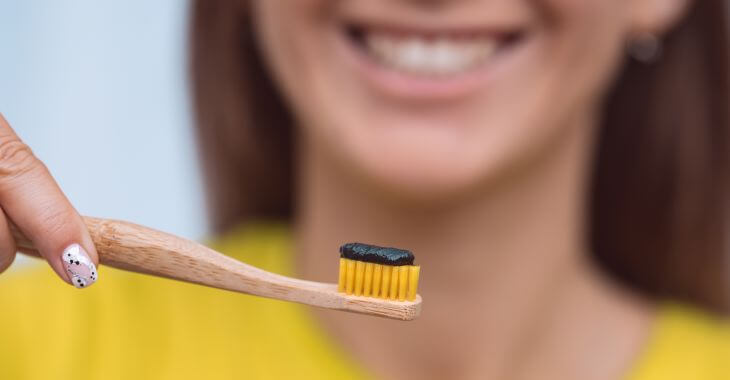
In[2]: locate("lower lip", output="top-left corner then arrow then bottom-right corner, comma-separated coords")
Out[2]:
336,29 -> 520,101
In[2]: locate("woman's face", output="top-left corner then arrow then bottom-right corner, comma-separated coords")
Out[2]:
252,0 -> 683,200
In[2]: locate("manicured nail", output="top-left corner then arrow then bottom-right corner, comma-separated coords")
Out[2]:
61,244 -> 98,288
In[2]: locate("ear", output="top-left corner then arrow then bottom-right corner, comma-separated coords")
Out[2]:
628,0 -> 693,36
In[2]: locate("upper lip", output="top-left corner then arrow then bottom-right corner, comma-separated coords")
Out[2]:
346,22 -> 519,40
339,8 -> 528,37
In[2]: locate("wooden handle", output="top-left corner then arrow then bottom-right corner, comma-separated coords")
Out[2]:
12,217 -> 421,321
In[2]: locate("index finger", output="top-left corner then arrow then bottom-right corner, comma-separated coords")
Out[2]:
0,113 -> 99,288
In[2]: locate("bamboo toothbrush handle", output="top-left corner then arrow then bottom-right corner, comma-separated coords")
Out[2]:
11,217 -> 421,321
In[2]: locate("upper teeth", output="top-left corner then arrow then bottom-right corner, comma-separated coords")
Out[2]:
365,33 -> 497,76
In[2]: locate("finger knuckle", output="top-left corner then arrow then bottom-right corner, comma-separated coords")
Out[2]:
0,138 -> 40,178
38,206 -> 72,238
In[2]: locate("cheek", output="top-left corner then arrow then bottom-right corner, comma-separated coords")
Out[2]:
252,0 -> 338,112
536,0 -> 630,104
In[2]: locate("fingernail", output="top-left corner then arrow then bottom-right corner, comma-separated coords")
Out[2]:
61,244 -> 98,288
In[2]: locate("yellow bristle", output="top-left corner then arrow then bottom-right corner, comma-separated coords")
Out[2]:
381,266 -> 392,299
354,261 -> 365,296
407,265 -> 420,301
345,259 -> 356,294
340,259 -> 420,301
372,264 -> 383,298
398,266 -> 409,301
363,263 -> 374,296
338,258 -> 346,292
389,266 -> 399,300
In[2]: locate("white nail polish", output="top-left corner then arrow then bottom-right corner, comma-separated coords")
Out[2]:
61,244 -> 98,288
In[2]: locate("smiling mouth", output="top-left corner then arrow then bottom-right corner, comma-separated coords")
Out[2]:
346,25 -> 525,78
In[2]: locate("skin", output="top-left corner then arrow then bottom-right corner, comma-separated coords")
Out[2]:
0,0 -> 688,378
250,0 -> 690,379
0,113 -> 99,285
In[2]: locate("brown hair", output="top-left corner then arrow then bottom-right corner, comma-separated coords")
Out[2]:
190,1 -> 729,312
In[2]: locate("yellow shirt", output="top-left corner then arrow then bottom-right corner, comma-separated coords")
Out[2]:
0,224 -> 728,379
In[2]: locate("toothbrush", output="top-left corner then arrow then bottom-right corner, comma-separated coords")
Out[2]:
12,217 -> 422,321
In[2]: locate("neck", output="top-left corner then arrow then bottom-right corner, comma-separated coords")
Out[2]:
294,118 -> 652,379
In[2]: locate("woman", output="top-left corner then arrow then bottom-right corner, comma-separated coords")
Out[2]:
0,0 -> 728,378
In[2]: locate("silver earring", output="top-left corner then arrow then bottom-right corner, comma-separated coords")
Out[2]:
628,32 -> 662,63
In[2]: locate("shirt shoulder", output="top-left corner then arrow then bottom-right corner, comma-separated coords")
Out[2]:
627,303 -> 730,380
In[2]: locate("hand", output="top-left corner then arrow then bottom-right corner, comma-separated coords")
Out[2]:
0,113 -> 99,288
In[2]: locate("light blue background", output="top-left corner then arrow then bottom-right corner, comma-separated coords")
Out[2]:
0,0 -> 207,270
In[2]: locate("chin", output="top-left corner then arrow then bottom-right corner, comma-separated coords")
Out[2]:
336,136 -> 505,204
369,169 -> 490,204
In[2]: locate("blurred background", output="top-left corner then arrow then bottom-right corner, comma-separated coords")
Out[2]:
0,0 -> 205,271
